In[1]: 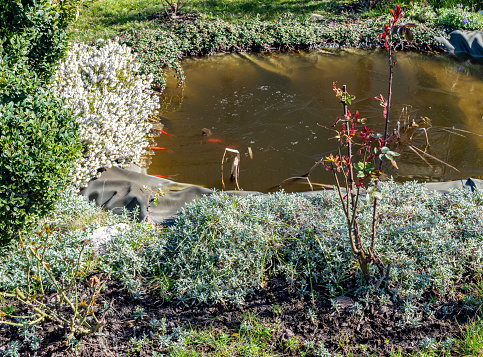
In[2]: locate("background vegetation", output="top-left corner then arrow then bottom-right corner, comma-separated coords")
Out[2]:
71,0 -> 483,43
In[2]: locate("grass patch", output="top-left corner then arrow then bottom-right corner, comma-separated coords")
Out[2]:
185,0 -> 351,21
71,0 -> 165,42
457,315 -> 483,356
71,0 -> 358,42
169,315 -> 278,356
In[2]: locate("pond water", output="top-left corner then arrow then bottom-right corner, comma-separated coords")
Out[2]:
148,50 -> 483,192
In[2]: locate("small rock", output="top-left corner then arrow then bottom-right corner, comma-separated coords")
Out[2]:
88,223 -> 130,255
335,296 -> 355,312
378,305 -> 389,315
284,328 -> 295,338
201,128 -> 212,137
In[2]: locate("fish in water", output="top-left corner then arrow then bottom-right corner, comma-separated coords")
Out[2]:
157,129 -> 171,136
151,174 -> 169,178
150,147 -> 168,151
207,138 -> 222,143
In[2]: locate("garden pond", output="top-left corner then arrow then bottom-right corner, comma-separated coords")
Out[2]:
149,49 -> 483,192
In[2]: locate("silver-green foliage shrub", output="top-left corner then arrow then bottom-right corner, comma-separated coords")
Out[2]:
0,228 -> 92,292
280,193 -> 354,297
98,221 -> 160,292
375,182 -> 483,298
0,190 -> 151,292
0,190 -> 97,291
154,192 -> 319,304
149,183 -> 483,304
4,182 -> 482,306
147,191 -> 360,304
54,39 -> 160,187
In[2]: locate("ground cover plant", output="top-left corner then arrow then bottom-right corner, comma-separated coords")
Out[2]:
116,12 -> 446,91
1,183 -> 483,355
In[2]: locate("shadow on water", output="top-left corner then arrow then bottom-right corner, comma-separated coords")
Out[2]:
148,49 -> 483,192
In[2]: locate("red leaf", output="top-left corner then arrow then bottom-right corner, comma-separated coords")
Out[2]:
389,8 -> 395,20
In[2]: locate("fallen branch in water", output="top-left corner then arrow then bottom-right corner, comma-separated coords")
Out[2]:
221,148 -> 241,190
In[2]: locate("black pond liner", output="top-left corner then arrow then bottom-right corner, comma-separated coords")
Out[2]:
81,165 -> 483,225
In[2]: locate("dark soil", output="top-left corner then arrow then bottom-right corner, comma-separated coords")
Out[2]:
0,277 -> 476,356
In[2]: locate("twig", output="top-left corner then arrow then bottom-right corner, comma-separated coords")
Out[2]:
408,145 -> 460,172
407,145 -> 433,169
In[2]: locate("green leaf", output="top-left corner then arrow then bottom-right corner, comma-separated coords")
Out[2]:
354,162 -> 365,170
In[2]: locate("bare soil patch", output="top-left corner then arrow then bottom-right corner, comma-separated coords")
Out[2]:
1,277 -> 474,356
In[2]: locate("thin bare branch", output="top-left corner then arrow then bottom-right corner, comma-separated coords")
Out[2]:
407,145 -> 434,169
408,145 -> 460,172
439,126 -> 483,139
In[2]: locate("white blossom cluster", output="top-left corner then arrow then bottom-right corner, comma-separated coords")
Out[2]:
55,39 -> 160,187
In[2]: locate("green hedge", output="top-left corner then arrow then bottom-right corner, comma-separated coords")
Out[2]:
0,71 -> 81,247
0,0 -> 77,82
0,0 -> 81,247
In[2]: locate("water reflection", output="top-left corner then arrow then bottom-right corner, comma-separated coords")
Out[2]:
149,50 -> 483,192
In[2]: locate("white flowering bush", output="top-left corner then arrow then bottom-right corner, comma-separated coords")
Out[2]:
55,39 -> 160,187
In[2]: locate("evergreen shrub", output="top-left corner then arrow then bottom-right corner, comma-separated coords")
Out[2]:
0,0 -> 81,247
0,71 -> 80,247
0,0 -> 78,82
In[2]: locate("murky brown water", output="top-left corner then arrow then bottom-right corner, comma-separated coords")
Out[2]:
148,50 -> 483,192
